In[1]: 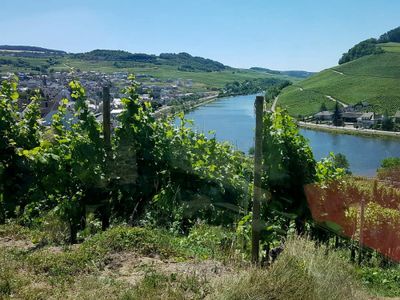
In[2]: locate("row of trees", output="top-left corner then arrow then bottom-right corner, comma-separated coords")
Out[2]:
339,38 -> 384,65
339,26 -> 400,65
222,78 -> 291,97
160,52 -> 226,72
74,50 -> 227,72
74,50 -> 157,62
378,26 -> 400,43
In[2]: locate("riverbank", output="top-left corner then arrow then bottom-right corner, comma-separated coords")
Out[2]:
176,94 -> 400,175
298,121 -> 400,139
187,94 -> 220,110
153,93 -> 219,118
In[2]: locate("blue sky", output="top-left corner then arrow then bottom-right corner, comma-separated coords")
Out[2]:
0,0 -> 399,71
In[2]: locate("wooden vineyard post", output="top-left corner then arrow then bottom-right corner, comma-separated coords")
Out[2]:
252,95 -> 264,264
102,85 -> 111,151
101,84 -> 112,231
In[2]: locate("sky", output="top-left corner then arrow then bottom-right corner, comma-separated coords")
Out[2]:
0,0 -> 399,72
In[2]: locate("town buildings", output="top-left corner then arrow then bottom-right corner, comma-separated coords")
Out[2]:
2,70 -> 202,127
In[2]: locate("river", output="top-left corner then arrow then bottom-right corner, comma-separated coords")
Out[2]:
177,94 -> 400,177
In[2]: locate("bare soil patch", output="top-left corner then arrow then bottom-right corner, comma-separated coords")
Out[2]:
101,251 -> 235,286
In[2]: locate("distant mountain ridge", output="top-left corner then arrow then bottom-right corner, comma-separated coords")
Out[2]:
0,45 -> 315,76
250,67 -> 314,79
0,44 -> 309,93
0,46 -> 229,72
0,45 -> 66,54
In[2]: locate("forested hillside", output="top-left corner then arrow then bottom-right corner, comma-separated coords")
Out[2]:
0,46 -> 303,94
73,50 -> 227,72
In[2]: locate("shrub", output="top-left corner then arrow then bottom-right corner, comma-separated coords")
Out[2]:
179,224 -> 236,259
359,266 -> 400,297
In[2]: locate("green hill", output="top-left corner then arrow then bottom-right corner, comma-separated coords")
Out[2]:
73,50 -> 227,72
0,47 -> 300,93
278,40 -> 400,117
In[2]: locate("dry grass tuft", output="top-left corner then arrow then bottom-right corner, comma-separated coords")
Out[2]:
210,237 -> 367,300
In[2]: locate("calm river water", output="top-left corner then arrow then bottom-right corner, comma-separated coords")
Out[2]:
177,94 -> 400,177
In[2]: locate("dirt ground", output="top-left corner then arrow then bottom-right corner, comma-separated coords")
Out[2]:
101,251 -> 235,286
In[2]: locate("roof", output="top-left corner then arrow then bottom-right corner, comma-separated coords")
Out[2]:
342,112 -> 363,119
111,109 -> 124,115
314,111 -> 333,117
360,112 -> 374,120
42,110 -> 76,127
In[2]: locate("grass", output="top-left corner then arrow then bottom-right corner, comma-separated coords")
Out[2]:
2,222 -> 400,299
211,237 -> 366,300
125,268 -> 210,300
279,43 -> 400,116
277,86 -> 336,117
0,223 -> 235,299
0,246 -> 208,300
379,42 -> 400,53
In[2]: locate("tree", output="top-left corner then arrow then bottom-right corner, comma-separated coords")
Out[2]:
333,153 -> 351,174
380,157 -> 400,169
332,101 -> 342,126
339,38 -> 383,64
382,110 -> 394,131
378,26 -> 400,43
320,103 -> 327,112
